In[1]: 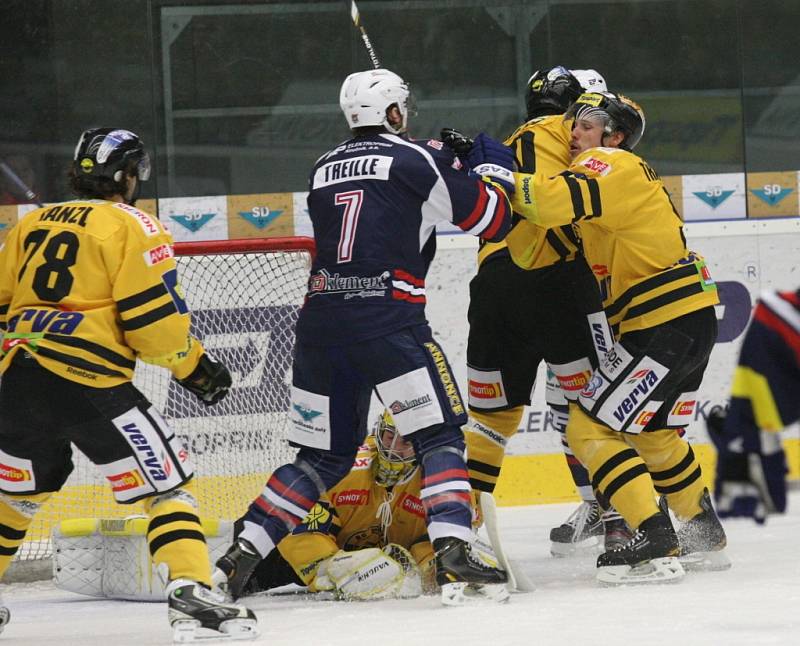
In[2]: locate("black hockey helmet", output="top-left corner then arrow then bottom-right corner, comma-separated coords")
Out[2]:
72,128 -> 151,184
525,66 -> 583,119
566,91 -> 645,150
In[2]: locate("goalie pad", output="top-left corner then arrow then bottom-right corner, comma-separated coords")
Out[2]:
52,516 -> 233,601
317,544 -> 422,600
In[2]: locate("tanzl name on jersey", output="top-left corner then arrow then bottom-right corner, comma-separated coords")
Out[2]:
313,155 -> 393,188
38,204 -> 92,227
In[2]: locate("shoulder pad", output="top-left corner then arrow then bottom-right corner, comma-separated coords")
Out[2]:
112,202 -> 164,237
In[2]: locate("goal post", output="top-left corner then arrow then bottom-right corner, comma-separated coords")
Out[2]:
9,236 -> 315,578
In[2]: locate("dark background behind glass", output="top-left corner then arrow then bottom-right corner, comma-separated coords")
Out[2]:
1,0 -> 798,213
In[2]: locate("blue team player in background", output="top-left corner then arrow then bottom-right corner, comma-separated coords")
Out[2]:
215,68 -> 516,606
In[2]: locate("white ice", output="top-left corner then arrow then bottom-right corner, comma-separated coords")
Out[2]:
4,493 -> 800,646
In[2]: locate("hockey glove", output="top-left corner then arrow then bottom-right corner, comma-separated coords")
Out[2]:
440,128 -> 474,158
707,407 -> 788,524
466,132 -> 516,195
175,353 -> 232,406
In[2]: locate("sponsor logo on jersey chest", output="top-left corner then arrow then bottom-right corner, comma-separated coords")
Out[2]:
335,489 -> 369,506
400,493 -> 425,518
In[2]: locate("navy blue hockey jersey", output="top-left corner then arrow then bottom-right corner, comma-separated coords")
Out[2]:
296,132 -> 511,345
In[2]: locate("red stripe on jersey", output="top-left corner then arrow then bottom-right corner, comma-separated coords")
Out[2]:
254,496 -> 302,527
458,181 -> 489,231
394,269 -> 424,287
267,477 -> 316,510
754,301 -> 800,364
423,467 -> 469,487
481,190 -> 507,240
392,289 -> 426,304
422,491 -> 472,511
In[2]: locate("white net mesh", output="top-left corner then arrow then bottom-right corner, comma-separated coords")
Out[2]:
12,237 -> 313,565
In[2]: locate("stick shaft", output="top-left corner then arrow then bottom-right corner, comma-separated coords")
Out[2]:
0,161 -> 43,207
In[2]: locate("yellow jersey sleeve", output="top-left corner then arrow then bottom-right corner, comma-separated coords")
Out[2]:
109,204 -> 203,379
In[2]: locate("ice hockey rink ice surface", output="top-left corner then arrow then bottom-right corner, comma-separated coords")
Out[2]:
3,493 -> 800,646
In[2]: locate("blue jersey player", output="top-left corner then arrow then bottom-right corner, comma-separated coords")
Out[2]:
215,68 -> 515,605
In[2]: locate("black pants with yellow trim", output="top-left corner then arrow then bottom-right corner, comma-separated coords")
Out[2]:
0,351 -> 211,585
565,308 -> 718,529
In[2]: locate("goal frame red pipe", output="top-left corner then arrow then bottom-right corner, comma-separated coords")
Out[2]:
174,236 -> 316,258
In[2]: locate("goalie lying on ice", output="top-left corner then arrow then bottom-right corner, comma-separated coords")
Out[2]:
222,411 -> 436,600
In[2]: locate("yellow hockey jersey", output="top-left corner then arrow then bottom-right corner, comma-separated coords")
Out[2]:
0,199 -> 204,387
512,147 -> 719,334
276,438 -> 433,589
479,114 -> 581,269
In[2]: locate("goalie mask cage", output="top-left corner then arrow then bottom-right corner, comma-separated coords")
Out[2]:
7,236 -> 315,577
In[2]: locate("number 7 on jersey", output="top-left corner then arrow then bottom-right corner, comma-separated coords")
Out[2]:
335,190 -> 363,263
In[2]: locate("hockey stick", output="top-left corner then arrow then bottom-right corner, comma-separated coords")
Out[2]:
0,160 -> 43,207
479,492 -> 535,592
347,0 -> 381,69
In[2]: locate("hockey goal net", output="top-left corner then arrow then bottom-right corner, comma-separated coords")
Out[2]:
12,236 -> 314,571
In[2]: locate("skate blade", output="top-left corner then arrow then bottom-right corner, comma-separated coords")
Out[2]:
550,536 -> 602,558
680,549 -> 732,572
172,618 -> 259,643
440,581 -> 510,606
596,557 -> 685,586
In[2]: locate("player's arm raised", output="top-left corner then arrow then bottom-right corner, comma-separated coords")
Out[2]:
436,133 -> 515,242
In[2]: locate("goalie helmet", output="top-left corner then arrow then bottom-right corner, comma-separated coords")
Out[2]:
524,66 -> 583,119
373,411 -> 417,487
566,91 -> 645,150
339,68 -> 413,134
73,128 -> 151,184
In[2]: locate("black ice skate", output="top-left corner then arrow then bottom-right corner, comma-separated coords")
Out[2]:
596,512 -> 684,585
167,579 -> 258,642
434,536 -> 510,605
549,500 -> 603,557
601,509 -> 635,552
660,489 -> 731,572
214,538 -> 262,601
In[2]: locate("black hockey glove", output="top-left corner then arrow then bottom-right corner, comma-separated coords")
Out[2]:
440,128 -> 474,157
175,353 -> 232,406
707,406 -> 787,524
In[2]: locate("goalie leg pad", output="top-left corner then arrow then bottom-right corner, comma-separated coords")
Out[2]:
53,516 -> 234,601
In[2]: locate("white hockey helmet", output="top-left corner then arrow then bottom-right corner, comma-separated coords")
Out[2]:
570,69 -> 608,93
339,68 -> 412,134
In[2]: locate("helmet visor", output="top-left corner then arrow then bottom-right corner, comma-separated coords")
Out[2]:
136,153 -> 151,181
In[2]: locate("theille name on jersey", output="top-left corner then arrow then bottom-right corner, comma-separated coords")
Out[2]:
313,155 -> 393,188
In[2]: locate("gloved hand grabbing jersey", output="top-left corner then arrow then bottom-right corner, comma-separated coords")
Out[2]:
175,353 -> 232,405
707,407 -> 788,524
466,132 -> 516,195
